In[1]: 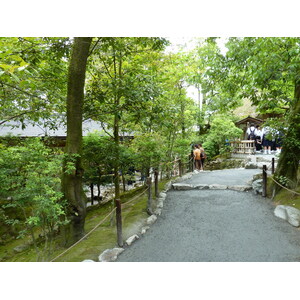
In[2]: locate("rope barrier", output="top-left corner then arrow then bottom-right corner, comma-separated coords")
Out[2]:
262,163 -> 300,196
121,187 -> 149,208
50,154 -> 190,262
50,207 -> 116,262
50,186 -> 150,262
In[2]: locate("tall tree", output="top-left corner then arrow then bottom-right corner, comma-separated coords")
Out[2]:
223,37 -> 300,190
0,37 -> 69,128
62,37 -> 92,243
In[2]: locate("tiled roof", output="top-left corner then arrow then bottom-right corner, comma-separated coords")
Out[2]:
0,119 -> 105,137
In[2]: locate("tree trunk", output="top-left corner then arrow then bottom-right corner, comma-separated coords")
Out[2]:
62,37 -> 92,243
97,183 -> 101,198
275,81 -> 300,191
90,183 -> 94,206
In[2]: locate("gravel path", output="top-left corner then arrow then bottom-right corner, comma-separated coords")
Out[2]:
116,169 -> 300,262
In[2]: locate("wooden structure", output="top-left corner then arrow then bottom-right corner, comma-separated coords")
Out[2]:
230,140 -> 255,154
235,116 -> 264,139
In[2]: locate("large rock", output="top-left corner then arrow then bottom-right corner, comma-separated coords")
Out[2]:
159,192 -> 167,199
154,208 -> 162,216
245,163 -> 258,169
194,184 -> 209,190
252,179 -> 263,195
274,205 -> 288,221
156,199 -> 164,208
140,226 -> 150,234
286,206 -> 300,227
227,185 -> 252,192
146,215 -> 157,225
208,184 -> 228,190
125,234 -> 139,246
164,182 -> 173,192
99,247 -> 124,262
252,173 -> 263,181
82,259 -> 95,262
274,205 -> 300,227
172,183 -> 194,190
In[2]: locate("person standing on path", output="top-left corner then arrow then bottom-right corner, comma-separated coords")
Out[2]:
193,144 -> 202,172
199,143 -> 206,171
254,125 -> 263,152
247,123 -> 256,141
262,125 -> 273,154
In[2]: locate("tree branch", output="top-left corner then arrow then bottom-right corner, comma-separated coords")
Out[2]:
0,80 -> 42,100
0,110 -> 36,125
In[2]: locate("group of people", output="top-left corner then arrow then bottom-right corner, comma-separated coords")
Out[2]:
193,144 -> 206,172
247,123 -> 283,155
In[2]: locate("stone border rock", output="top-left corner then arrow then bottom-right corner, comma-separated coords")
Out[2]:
274,205 -> 300,227
95,175 -> 182,262
172,183 -> 252,192
92,171 -> 263,262
98,247 -> 125,262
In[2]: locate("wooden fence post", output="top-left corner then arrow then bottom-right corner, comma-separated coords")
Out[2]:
179,159 -> 182,177
115,198 -> 123,247
154,169 -> 159,198
190,151 -> 194,172
271,157 -> 275,174
147,177 -> 153,215
262,164 -> 267,197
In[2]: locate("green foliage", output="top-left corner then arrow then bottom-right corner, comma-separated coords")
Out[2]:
0,37 -> 70,128
202,115 -> 243,158
225,37 -> 300,116
274,175 -> 290,188
173,138 -> 192,161
130,133 -> 166,172
82,132 -> 116,187
0,138 -> 68,260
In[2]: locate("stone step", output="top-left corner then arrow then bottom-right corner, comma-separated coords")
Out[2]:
172,183 -> 252,192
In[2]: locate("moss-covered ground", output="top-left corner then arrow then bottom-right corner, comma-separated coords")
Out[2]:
0,178 -> 172,262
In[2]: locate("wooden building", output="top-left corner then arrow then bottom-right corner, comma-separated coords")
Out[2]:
235,116 -> 264,140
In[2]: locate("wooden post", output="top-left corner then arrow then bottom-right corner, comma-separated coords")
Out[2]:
90,183 -> 94,206
154,169 -> 159,198
179,159 -> 182,177
190,151 -> 194,172
115,198 -> 123,247
262,164 -> 267,197
271,157 -> 275,174
147,177 -> 153,215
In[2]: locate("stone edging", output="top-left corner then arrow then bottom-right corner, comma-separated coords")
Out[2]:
274,205 -> 300,227
172,183 -> 252,192
88,174 -> 182,262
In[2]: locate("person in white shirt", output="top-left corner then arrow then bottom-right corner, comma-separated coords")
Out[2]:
246,123 -> 256,140
254,125 -> 263,151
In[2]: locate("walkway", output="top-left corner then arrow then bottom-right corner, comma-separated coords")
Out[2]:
117,169 -> 300,262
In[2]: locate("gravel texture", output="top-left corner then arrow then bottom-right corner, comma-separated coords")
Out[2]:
117,169 -> 300,262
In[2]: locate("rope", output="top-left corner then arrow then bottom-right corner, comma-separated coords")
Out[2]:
262,164 -> 300,196
269,174 -> 300,196
121,187 -> 149,208
50,155 -> 189,261
50,186 -> 150,262
50,207 -> 116,262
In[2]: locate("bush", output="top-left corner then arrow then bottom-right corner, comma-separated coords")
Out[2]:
202,115 -> 242,158
0,138 -> 68,261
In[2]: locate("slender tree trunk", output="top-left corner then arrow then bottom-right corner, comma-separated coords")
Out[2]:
113,103 -> 121,199
90,183 -> 94,205
97,183 -> 101,198
122,172 -> 126,192
275,81 -> 300,191
62,37 -> 92,243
